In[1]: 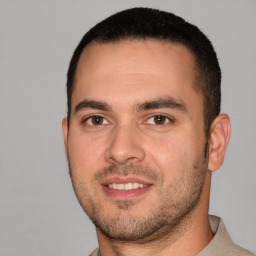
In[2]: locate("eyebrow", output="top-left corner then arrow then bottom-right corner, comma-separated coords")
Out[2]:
136,97 -> 187,113
74,99 -> 112,114
74,97 -> 187,115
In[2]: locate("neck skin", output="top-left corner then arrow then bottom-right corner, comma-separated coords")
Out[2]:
96,172 -> 213,256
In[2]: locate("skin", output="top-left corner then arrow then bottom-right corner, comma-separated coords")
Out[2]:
62,40 -> 231,256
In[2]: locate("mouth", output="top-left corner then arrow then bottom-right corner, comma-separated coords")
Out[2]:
107,182 -> 147,190
101,177 -> 153,200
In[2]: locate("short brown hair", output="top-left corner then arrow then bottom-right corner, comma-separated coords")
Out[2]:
66,7 -> 221,135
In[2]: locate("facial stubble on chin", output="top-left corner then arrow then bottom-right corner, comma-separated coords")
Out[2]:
68,149 -> 208,244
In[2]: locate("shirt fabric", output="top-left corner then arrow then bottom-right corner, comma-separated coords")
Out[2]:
89,215 -> 255,256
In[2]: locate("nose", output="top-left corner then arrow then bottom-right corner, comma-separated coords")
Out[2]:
104,124 -> 146,165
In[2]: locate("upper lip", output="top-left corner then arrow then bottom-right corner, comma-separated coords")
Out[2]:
101,176 -> 153,186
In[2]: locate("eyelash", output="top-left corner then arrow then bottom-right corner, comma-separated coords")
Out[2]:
83,115 -> 110,126
82,114 -> 173,127
146,115 -> 173,125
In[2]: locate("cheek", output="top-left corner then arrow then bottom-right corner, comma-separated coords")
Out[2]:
68,133 -> 107,176
145,133 -> 198,177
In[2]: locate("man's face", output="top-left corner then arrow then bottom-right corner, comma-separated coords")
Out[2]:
63,40 -> 209,241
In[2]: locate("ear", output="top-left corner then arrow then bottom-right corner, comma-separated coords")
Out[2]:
62,117 -> 69,156
208,113 -> 231,172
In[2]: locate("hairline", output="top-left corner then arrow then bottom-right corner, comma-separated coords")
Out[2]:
69,37 -> 211,137
71,38 -> 204,109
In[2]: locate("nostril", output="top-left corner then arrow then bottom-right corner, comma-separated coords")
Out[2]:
104,127 -> 146,164
105,148 -> 146,165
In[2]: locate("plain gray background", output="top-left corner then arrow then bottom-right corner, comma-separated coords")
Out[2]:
0,0 -> 255,255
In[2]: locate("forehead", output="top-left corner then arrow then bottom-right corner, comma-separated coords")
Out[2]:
73,39 -> 201,112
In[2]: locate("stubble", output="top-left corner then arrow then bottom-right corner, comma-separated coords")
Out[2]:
69,157 -> 207,243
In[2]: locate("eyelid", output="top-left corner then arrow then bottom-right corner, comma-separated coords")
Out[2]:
80,113 -> 174,126
145,114 -> 174,125
82,114 -> 111,126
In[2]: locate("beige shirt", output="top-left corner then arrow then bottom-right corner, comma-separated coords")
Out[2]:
89,215 -> 255,256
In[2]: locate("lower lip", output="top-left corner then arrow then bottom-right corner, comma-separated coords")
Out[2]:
102,185 -> 152,200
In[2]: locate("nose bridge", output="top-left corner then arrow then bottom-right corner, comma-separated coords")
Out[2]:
105,122 -> 145,165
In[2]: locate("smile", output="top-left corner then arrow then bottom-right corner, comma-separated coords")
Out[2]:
108,182 -> 147,190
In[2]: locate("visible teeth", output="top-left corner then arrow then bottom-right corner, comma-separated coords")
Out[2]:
133,183 -> 139,189
116,184 -> 125,190
108,182 -> 146,190
124,183 -> 133,190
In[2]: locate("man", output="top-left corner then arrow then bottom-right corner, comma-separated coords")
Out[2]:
62,7 -> 254,256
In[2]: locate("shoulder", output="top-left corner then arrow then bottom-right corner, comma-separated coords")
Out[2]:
89,248 -> 99,256
198,215 -> 255,256
228,244 -> 255,256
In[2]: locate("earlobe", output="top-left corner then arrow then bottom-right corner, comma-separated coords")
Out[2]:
62,117 -> 69,156
208,114 -> 231,172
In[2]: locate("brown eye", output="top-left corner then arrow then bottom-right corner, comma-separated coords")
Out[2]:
85,115 -> 108,126
153,115 -> 167,125
91,116 -> 104,125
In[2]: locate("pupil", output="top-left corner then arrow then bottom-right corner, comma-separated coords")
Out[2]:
154,115 -> 165,124
92,116 -> 103,125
